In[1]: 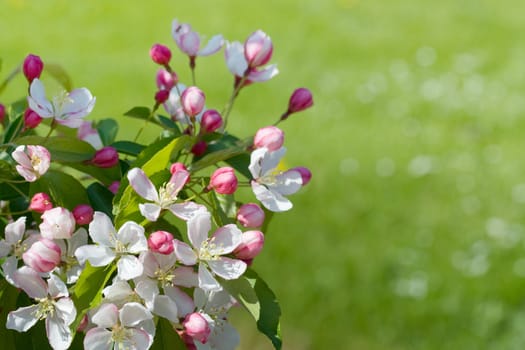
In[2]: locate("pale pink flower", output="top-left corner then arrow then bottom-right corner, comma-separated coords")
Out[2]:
28,78 -> 96,128
225,41 -> 278,83
173,211 -> 246,291
234,230 -> 265,260
74,212 -> 148,280
184,312 -> 211,344
236,203 -> 265,228
7,271 -> 76,350
172,20 -> 224,57
12,144 -> 50,182
248,147 -> 303,212
22,237 -> 61,273
39,207 -> 76,239
77,121 -> 103,149
244,30 -> 273,68
253,126 -> 284,151
29,192 -> 53,213
127,167 -> 206,222
208,167 -> 238,195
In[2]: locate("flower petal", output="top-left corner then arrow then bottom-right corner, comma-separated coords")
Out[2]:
208,257 -> 247,280
27,79 -> 54,118
123,328 -> 152,350
48,274 -> 69,298
251,181 -> 293,212
261,147 -> 287,176
198,34 -> 224,56
5,216 -> 27,244
127,168 -> 159,202
169,201 -> 208,221
68,228 -> 88,255
75,245 -> 116,267
188,211 -> 212,250
139,203 -> 162,222
6,305 -> 39,332
173,266 -> 199,288
88,212 -> 115,247
168,169 -> 190,197
173,240 -> 198,266
152,294 -> 179,322
54,297 -> 77,326
103,280 -> 134,303
120,302 -> 152,327
59,88 -> 95,119
135,279 -> 159,310
225,41 -> 247,77
272,170 -> 303,195
117,255 -> 144,280
248,64 -> 279,82
210,225 -> 242,255
46,313 -> 73,350
117,221 -> 147,253
14,266 -> 47,299
92,303 -> 119,328
198,263 -> 222,292
84,327 -> 113,350
164,285 -> 195,318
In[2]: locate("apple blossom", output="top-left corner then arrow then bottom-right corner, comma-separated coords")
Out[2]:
127,167 -> 206,222
74,212 -> 148,280
77,120 -> 103,149
200,109 -> 223,133
287,87 -> 313,114
170,161 -> 188,174
225,41 -> 278,84
156,68 -> 178,90
191,140 -> 207,157
172,19 -> 224,58
253,125 -> 284,151
39,207 -> 76,239
154,89 -> 170,104
184,312 -> 211,344
22,54 -> 44,82
0,217 -> 29,259
29,192 -> 53,213
12,144 -> 50,182
91,146 -> 119,168
7,271 -> 76,350
233,230 -> 265,260
244,30 -> 273,68
249,147 -> 303,212
236,203 -> 265,228
22,237 -> 62,273
55,228 -> 88,284
173,211 -> 246,291
290,166 -> 312,186
23,108 -> 43,129
72,204 -> 94,225
148,230 -> 174,255
149,43 -> 172,65
208,167 -> 238,195
27,78 -> 96,128
181,86 -> 206,117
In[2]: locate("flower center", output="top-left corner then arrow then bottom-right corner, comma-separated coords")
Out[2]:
198,238 -> 220,261
158,182 -> 178,208
52,91 -> 74,118
154,267 -> 176,286
111,324 -> 132,344
36,297 -> 55,320
30,154 -> 42,169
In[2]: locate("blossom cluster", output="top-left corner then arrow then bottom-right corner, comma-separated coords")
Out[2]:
0,19 -> 313,350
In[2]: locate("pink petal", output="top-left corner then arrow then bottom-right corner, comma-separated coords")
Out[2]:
14,266 -> 47,299
84,327 -> 113,350
127,168 -> 159,202
248,64 -> 279,82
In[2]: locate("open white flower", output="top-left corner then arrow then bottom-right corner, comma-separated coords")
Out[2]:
28,78 -> 96,128
173,211 -> 246,292
224,41 -> 278,83
249,147 -> 303,212
55,228 -> 88,283
127,167 -> 206,222
172,19 -> 224,57
11,145 -> 51,182
74,212 -> 148,280
7,270 -> 76,350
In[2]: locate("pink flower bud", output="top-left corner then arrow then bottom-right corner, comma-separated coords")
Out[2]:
200,109 -> 223,133
148,230 -> 174,255
108,181 -> 120,194
39,207 -> 76,239
287,88 -> 313,114
22,54 -> 44,82
234,230 -> 265,260
244,30 -> 273,67
253,126 -> 284,151
170,162 -> 190,184
290,166 -> 312,186
73,204 -> 94,225
77,315 -> 89,333
29,192 -> 53,213
181,86 -> 205,117
155,89 -> 170,104
177,330 -> 197,350
183,313 -> 211,344
156,69 -> 178,90
191,140 -> 207,157
92,146 -> 119,168
23,108 -> 43,129
150,44 -> 172,65
22,238 -> 61,273
0,104 -> 5,123
237,203 -> 265,228
208,167 -> 238,195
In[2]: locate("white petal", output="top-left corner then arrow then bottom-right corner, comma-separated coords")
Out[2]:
54,297 -> 77,326
272,170 -> 303,195
188,211 -> 212,250
92,303 -> 119,328
117,255 -> 144,280
164,285 -> 195,317
251,181 -> 292,212
172,266 -> 199,288
139,251 -> 160,278
209,225 -> 242,255
75,245 -> 115,266
139,203 -> 162,222
14,266 -> 47,299
123,328 -> 151,350
27,79 -> 54,118
2,256 -> 19,287
88,212 -> 115,247
247,64 -> 279,82
169,201 -> 207,221
135,280 -> 159,310
6,305 -> 39,332
60,88 -> 95,119
198,34 -> 224,56
68,228 -> 88,255
173,240 -> 198,266
260,147 -> 286,176
168,169 -> 189,196
46,314 -> 73,350
127,168 -> 159,202
208,321 -> 240,350
225,41 -> 247,77
5,216 -> 27,244
117,222 -> 147,253
248,147 -> 266,178
0,241 -> 12,258
47,274 -> 69,298
103,280 -> 133,302
152,294 -> 179,322
198,263 -> 222,292
208,258 -> 247,280
84,327 -> 113,350
120,302 -> 152,327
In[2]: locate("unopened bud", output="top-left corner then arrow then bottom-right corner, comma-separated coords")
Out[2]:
244,30 -> 273,68
253,126 -> 284,151
0,104 -> 5,123
289,166 -> 312,186
234,230 -> 265,260
148,230 -> 174,255
181,86 -> 205,117
29,192 -> 53,213
23,108 -> 43,129
39,207 -> 76,239
183,313 -> 211,344
150,44 -> 172,65
73,204 -> 94,225
237,203 -> 265,228
22,54 -> 44,82
155,90 -> 170,104
285,88 -> 313,117
92,146 -> 119,168
22,238 -> 61,273
108,181 -> 120,194
191,140 -> 207,157
200,109 -> 223,133
208,167 -> 238,195
156,69 -> 178,90
170,162 -> 190,184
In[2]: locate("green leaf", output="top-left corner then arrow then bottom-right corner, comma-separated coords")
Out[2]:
151,318 -> 187,350
17,136 -> 95,162
45,63 -> 72,91
225,153 -> 252,179
0,159 -> 18,180
96,118 -> 119,146
0,280 -> 20,349
221,269 -> 282,350
111,141 -> 145,157
71,263 -> 116,332
3,114 -> 24,144
0,182 -> 28,201
65,162 -> 121,185
87,182 -> 114,218
30,169 -> 90,209
124,106 -> 151,119
208,191 -> 236,226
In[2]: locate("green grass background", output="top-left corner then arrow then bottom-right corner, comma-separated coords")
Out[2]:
2,0 -> 525,349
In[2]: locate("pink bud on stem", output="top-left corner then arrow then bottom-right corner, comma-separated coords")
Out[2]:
181,86 -> 205,118
29,192 -> 53,213
73,204 -> 94,225
0,104 -> 5,124
150,44 -> 172,66
23,108 -> 43,129
183,313 -> 211,344
200,109 -> 223,133
237,203 -> 265,228
234,230 -> 265,260
208,167 -> 238,195
22,54 -> 44,83
281,88 -> 313,121
91,146 -> 119,168
148,231 -> 174,255
253,126 -> 284,151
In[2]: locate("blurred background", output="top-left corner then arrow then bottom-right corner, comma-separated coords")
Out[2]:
2,0 -> 525,349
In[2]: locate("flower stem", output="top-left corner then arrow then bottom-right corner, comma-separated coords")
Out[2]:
221,76 -> 247,131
